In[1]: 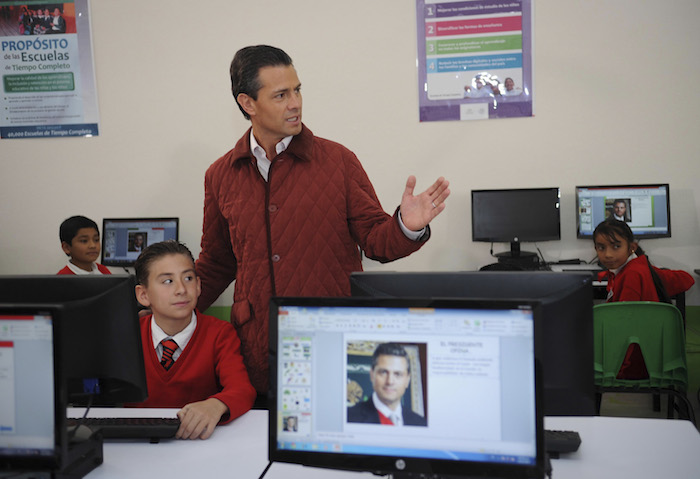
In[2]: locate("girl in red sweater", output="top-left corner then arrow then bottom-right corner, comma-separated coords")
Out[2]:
593,220 -> 694,379
593,220 -> 694,303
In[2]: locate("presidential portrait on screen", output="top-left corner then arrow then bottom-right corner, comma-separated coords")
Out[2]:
346,341 -> 427,427
128,232 -> 146,252
606,198 -> 631,222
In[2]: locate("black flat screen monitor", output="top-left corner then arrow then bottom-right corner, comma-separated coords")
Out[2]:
350,271 -> 595,416
472,188 -> 561,262
269,296 -> 545,479
575,184 -> 671,239
0,306 -> 65,471
101,217 -> 179,267
0,275 -> 146,405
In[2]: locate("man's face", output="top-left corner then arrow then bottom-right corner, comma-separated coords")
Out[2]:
241,65 -> 302,148
614,202 -> 626,218
370,354 -> 411,410
505,78 -> 514,91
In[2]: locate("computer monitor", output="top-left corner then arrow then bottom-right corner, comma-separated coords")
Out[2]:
0,275 -> 147,405
269,296 -> 545,479
0,306 -> 65,471
350,271 -> 596,416
471,188 -> 561,266
575,184 -> 671,239
101,217 -> 179,267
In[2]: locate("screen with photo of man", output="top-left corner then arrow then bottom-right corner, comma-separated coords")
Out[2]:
269,297 -> 541,477
576,184 -> 671,239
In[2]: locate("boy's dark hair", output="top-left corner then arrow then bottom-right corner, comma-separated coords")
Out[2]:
230,45 -> 294,120
371,343 -> 410,373
134,240 -> 195,286
59,215 -> 99,245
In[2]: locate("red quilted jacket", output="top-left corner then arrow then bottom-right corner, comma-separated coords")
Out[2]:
196,125 -> 428,392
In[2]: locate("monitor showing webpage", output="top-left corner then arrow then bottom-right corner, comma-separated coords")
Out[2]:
101,218 -> 179,267
576,184 -> 670,239
0,310 -> 58,466
270,297 -> 541,477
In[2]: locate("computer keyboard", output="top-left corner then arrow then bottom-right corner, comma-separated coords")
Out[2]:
67,417 -> 180,442
545,429 -> 581,456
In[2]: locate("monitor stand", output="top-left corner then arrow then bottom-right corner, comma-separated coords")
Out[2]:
58,426 -> 104,479
494,242 -> 540,270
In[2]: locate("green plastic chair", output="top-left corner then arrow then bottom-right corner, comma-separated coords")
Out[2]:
593,301 -> 695,424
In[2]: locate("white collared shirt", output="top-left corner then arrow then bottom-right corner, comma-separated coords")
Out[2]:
372,392 -> 403,426
64,261 -> 104,275
250,130 -> 292,182
150,311 -> 197,363
249,130 -> 423,240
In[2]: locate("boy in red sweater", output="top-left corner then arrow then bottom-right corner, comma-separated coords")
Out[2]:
132,240 -> 255,439
57,215 -> 112,275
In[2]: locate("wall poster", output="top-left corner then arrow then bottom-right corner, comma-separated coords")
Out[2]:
0,0 -> 99,139
416,0 -> 533,122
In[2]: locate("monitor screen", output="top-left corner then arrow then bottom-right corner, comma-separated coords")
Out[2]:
350,271 -> 595,417
0,275 -> 147,406
101,218 -> 179,267
0,307 -> 64,470
575,184 -> 670,239
269,296 -> 545,479
471,188 -> 561,261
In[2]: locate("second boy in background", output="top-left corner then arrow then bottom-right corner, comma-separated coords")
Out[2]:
57,215 -> 111,275
131,240 -> 255,439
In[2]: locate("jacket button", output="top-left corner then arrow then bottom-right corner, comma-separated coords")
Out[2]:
271,254 -> 281,262
269,204 -> 278,212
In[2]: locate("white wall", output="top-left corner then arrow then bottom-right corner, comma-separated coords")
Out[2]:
1,1 -> 698,305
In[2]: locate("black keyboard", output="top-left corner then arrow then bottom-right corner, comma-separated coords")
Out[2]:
545,429 -> 581,456
67,417 -> 180,442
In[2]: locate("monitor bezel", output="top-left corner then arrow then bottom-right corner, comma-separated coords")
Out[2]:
471,187 -> 561,244
268,296 -> 546,479
101,217 -> 180,267
0,275 -> 147,406
0,305 -> 66,471
575,183 -> 671,239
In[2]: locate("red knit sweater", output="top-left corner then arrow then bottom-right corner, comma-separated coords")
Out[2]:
129,312 -> 255,424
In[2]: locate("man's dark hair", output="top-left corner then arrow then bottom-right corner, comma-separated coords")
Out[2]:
59,215 -> 99,245
229,45 -> 293,120
371,343 -> 410,373
134,240 -> 195,286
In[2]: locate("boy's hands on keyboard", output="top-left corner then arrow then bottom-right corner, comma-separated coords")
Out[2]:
176,397 -> 229,440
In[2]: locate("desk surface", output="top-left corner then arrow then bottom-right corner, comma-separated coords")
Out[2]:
73,408 -> 700,479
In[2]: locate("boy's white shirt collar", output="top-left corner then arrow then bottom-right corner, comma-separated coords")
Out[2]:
65,261 -> 101,275
150,311 -> 197,361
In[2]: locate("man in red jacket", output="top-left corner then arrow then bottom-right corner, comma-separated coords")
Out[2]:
196,45 -> 450,396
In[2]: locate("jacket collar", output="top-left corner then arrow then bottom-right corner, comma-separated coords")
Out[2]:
230,123 -> 313,166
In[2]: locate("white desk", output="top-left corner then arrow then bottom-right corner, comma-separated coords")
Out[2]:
73,409 -> 700,479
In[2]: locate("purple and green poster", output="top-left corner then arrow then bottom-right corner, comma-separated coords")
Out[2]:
417,0 -> 533,122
